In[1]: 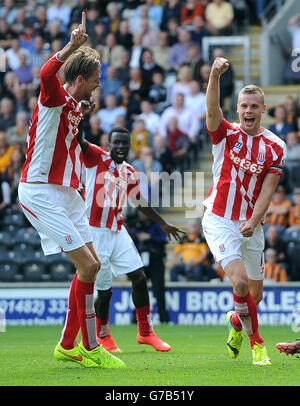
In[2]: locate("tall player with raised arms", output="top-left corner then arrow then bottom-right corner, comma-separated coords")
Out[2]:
202,57 -> 286,365
18,13 -> 125,369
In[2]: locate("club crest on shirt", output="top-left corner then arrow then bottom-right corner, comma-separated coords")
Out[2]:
257,152 -> 265,163
65,235 -> 72,244
219,244 -> 225,253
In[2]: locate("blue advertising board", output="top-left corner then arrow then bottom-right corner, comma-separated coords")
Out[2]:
0,285 -> 299,326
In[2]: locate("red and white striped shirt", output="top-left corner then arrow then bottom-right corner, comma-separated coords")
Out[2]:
84,143 -> 141,231
203,118 -> 286,221
20,53 -> 84,189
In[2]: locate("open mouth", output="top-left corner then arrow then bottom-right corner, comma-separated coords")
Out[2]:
244,117 -> 255,125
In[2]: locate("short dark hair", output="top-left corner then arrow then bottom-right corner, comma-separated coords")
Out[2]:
108,126 -> 130,142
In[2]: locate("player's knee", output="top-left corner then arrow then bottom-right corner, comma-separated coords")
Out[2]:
79,259 -> 100,282
232,276 -> 249,297
128,268 -> 146,288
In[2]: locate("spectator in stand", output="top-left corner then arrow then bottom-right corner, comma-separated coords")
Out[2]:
6,36 -> 30,71
100,65 -> 123,102
140,48 -> 164,96
161,0 -> 182,31
129,4 -> 160,34
116,19 -> 133,49
103,2 -> 121,35
186,42 -> 205,82
264,224 -> 288,269
0,17 -> 15,49
198,63 -> 211,93
102,32 -> 125,69
169,220 -> 210,281
283,96 -> 300,130
168,27 -> 193,72
140,18 -> 159,48
30,35 -> 50,68
152,134 -> 175,174
166,116 -> 190,171
180,0 -> 205,29
268,104 -> 294,142
5,110 -> 29,154
135,0 -> 163,28
116,50 -> 131,85
2,147 -> 24,212
118,85 -> 141,129
166,16 -> 180,47
19,18 -> 38,53
212,48 -> 234,109
285,131 -> 300,170
96,93 -> 126,134
69,0 -> 89,26
128,67 -> 148,99
287,187 -> 300,232
2,71 -> 18,101
13,52 -> 33,85
185,79 -> 206,130
131,118 -> 153,159
151,31 -> 171,73
0,172 -> 10,220
85,3 -> 100,39
159,93 -> 200,144
265,186 -> 292,232
99,133 -> 109,152
0,98 -> 15,131
190,15 -> 212,53
264,248 -> 287,283
0,0 -> 17,25
170,64 -> 192,104
83,114 -> 104,147
136,99 -> 160,136
132,145 -> 162,203
148,70 -> 169,114
0,131 -> 15,174
46,0 -> 71,33
127,209 -> 170,324
284,14 -> 300,85
205,0 -> 234,36
129,32 -> 145,69
89,20 -> 106,47
33,5 -> 48,37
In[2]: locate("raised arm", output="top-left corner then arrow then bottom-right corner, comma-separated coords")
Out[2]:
206,57 -> 229,132
59,12 -> 88,62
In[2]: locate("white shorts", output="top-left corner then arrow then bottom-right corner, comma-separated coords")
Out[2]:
202,211 -> 265,280
91,226 -> 144,291
18,182 -> 92,255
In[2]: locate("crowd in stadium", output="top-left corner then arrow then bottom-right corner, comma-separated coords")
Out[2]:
0,0 -> 299,283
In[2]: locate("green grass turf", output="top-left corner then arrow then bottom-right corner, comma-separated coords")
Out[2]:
0,324 -> 299,386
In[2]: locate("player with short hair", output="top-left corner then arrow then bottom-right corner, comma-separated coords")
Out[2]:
77,122 -> 185,352
202,57 -> 286,365
18,13 -> 125,369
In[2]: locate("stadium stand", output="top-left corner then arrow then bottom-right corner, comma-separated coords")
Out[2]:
0,0 -> 299,284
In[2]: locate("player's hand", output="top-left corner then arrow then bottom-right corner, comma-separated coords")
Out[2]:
70,12 -> 88,48
80,99 -> 96,116
239,220 -> 255,237
161,223 -> 186,242
211,57 -> 229,76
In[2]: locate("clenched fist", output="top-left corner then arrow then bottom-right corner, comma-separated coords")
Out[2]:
211,57 -> 230,76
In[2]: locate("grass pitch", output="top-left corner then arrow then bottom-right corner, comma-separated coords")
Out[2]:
0,324 -> 299,387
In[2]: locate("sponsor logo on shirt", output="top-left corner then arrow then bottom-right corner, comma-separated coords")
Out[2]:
229,150 -> 264,175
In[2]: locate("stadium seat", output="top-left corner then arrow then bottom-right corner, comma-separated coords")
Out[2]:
0,261 -> 19,282
0,230 -> 15,249
47,252 -> 74,281
3,212 -> 26,228
282,228 -> 300,243
23,261 -> 47,282
14,228 -> 41,248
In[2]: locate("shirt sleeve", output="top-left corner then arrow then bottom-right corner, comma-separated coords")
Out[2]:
83,142 -> 103,168
127,168 -> 141,200
268,143 -> 287,177
39,52 -> 67,108
205,118 -> 232,145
